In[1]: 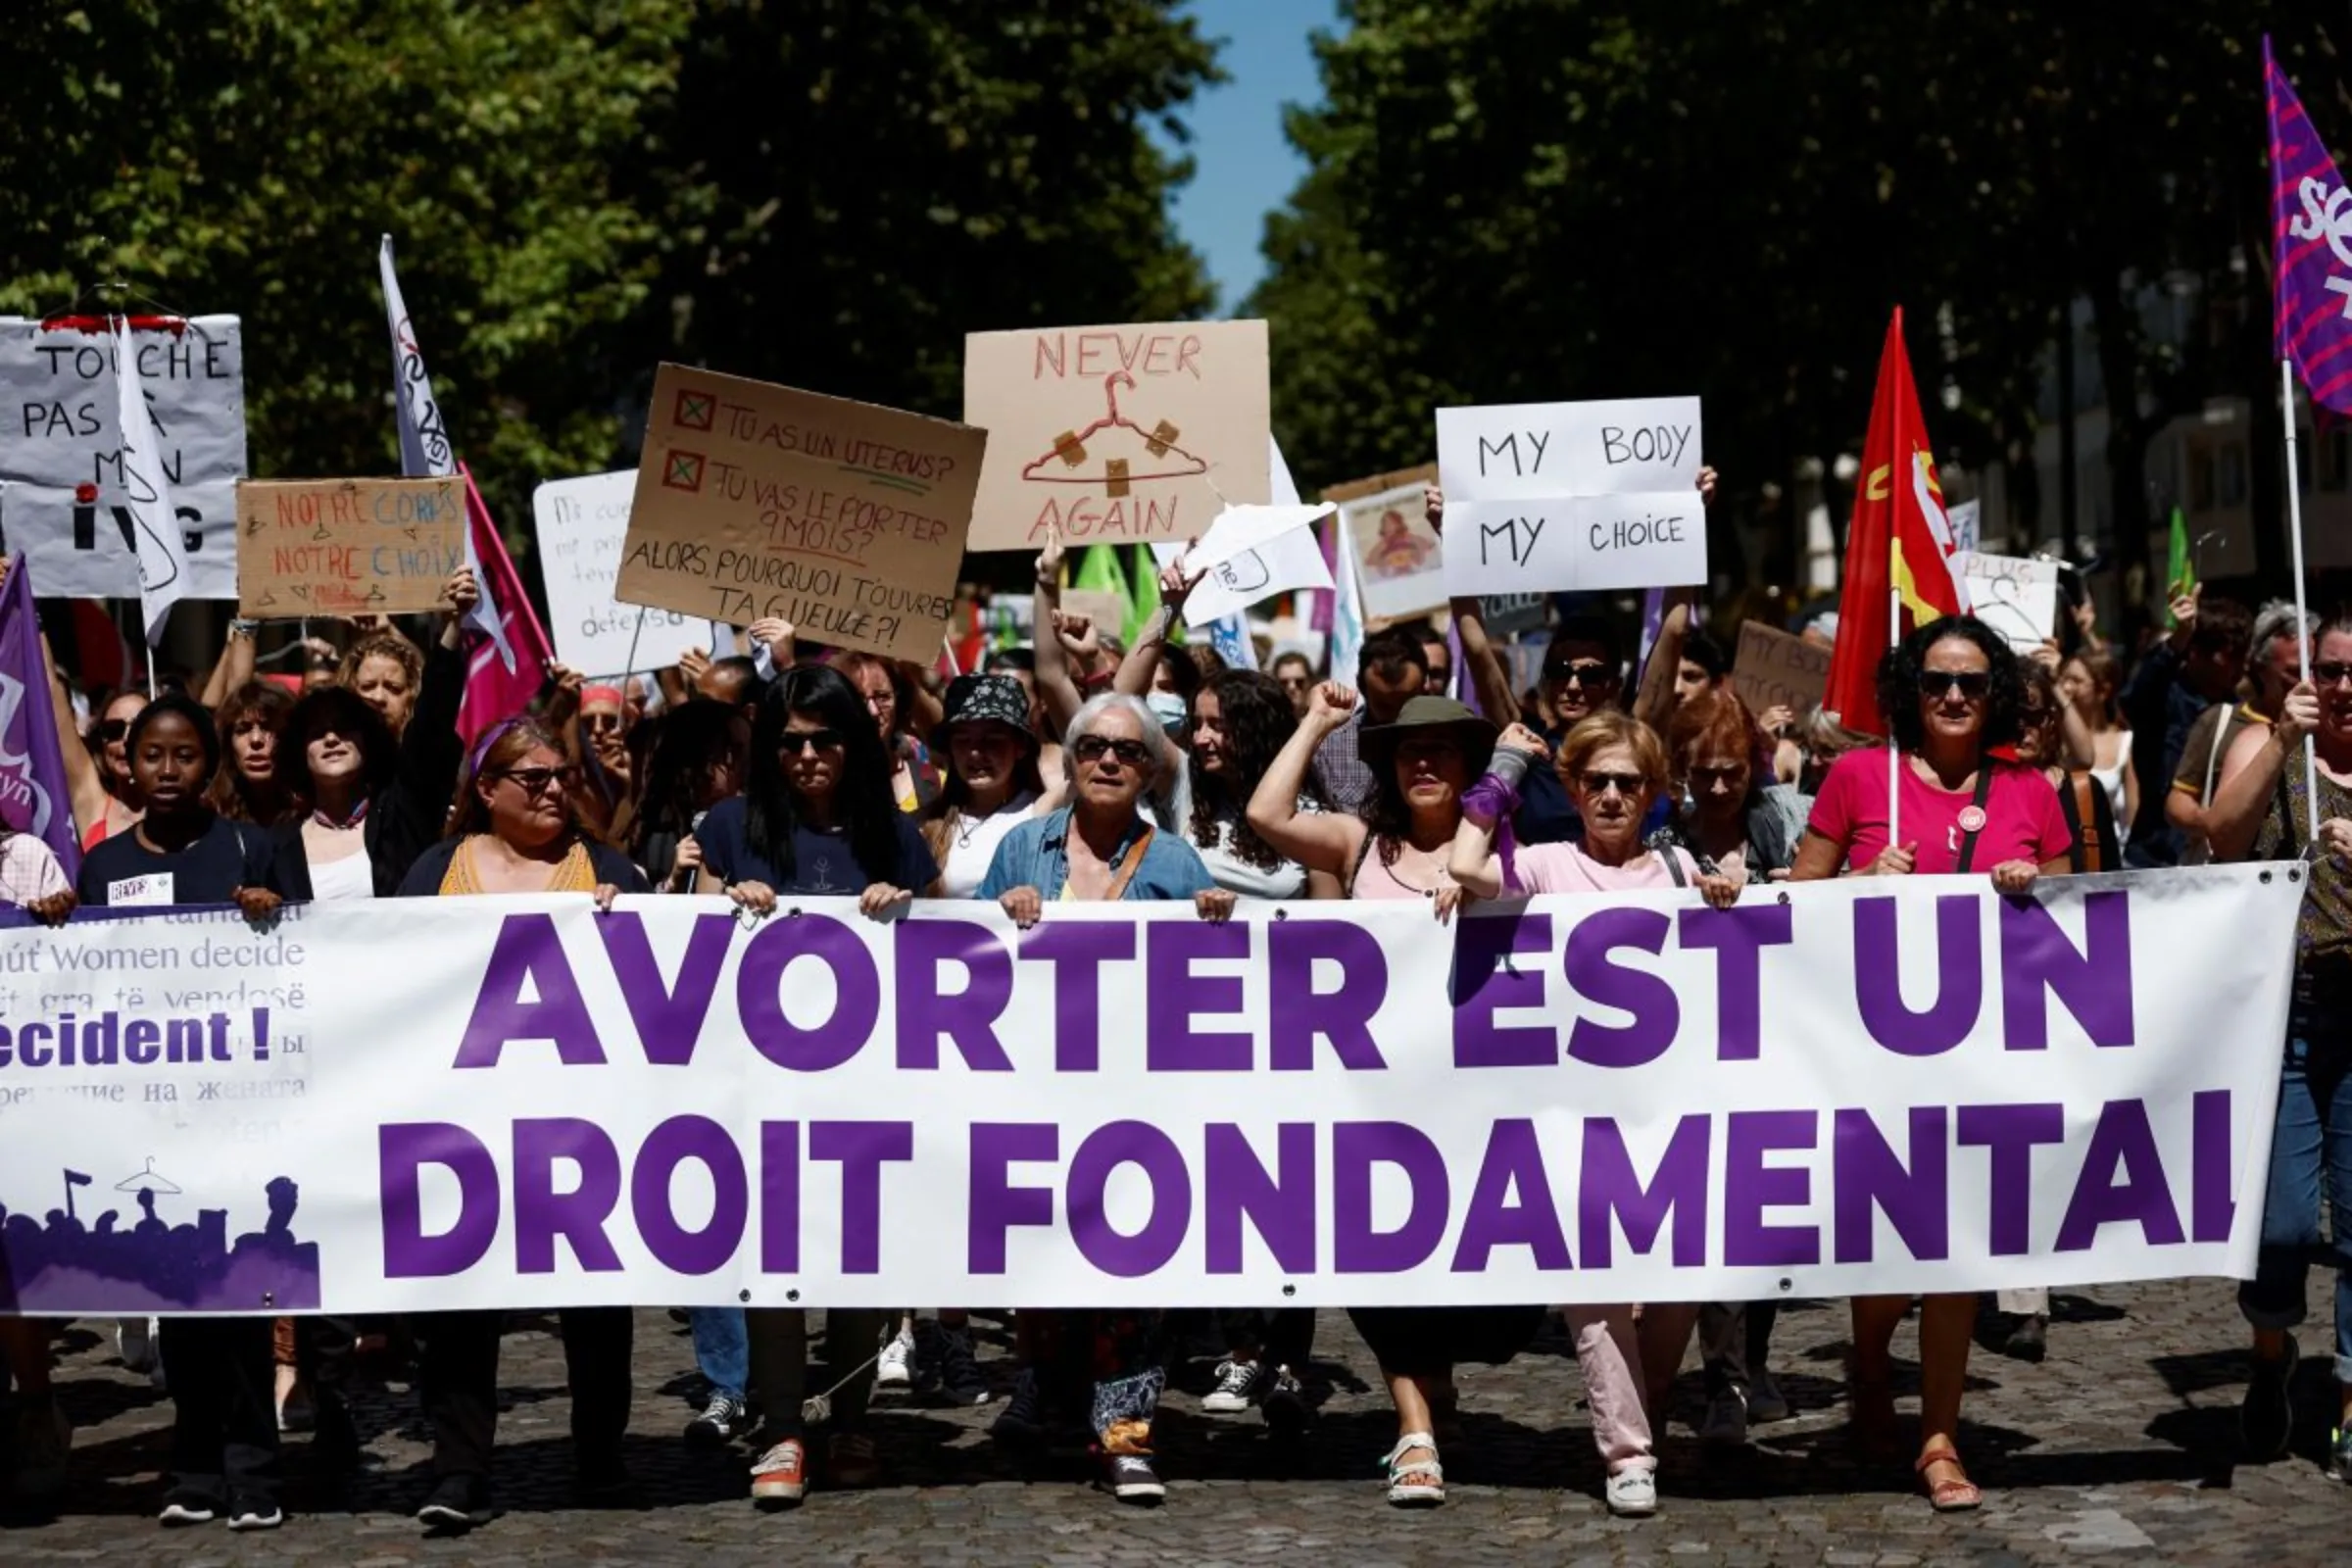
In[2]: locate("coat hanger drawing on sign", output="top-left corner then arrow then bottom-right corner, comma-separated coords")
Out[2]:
1023,372 -> 1210,496
115,1155 -> 183,1196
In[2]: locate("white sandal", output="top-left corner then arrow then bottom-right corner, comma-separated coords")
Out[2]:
1382,1431 -> 1445,1506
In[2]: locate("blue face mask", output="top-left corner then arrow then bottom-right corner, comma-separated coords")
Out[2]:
1146,691 -> 1189,736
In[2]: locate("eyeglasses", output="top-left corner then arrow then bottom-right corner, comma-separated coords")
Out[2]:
781,728 -> 845,755
1688,763 -> 1744,788
583,712 -> 624,735
496,766 -> 571,797
1545,661 -> 1618,690
1073,735 -> 1152,767
1920,670 -> 1991,700
2315,662 -> 2352,688
1578,769 -> 1646,798
96,719 -> 129,744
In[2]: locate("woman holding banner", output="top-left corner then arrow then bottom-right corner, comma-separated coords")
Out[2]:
696,664 -> 941,1507
1449,709 -> 1735,1516
1248,681 -> 1549,1510
981,691 -> 1225,1504
395,715 -> 645,1531
1790,614 -> 2071,1512
2202,618 -> 2352,1477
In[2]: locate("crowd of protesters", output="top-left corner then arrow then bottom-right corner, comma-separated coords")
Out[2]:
0,465 -> 2344,1534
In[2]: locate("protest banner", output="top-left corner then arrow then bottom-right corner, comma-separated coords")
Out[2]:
963,320 -> 1271,551
1731,620 -> 1833,718
0,867 -> 2296,1315
1958,552 -> 2059,654
618,367 -> 985,663
534,470 -> 712,678
1331,465 -> 1445,621
1436,397 -> 1705,596
0,316 -> 245,601
234,477 -> 466,617
1482,593 -> 1547,637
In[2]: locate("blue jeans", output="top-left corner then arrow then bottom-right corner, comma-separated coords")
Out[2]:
691,1307 -> 748,1402
2239,990 -> 2352,1382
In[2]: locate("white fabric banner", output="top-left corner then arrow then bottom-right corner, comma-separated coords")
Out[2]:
0,867 -> 2298,1315
0,316 -> 245,601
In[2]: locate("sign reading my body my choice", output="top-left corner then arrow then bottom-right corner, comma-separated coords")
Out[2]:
1436,397 -> 1704,595
617,366 -> 987,663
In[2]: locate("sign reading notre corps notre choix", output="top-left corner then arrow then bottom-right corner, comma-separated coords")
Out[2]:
235,476 -> 466,618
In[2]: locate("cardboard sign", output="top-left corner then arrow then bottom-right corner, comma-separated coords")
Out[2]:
617,366 -> 986,663
1435,396 -> 1704,596
1331,464 -> 1445,620
534,470 -> 716,677
1731,620 -> 1832,718
234,477 -> 466,617
1957,551 -> 2057,654
963,319 -> 1270,551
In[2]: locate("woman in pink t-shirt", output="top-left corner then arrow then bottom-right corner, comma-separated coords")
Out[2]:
1449,710 -> 1733,1518
1791,615 -> 2070,1514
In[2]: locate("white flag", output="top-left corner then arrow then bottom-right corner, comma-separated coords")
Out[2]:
111,319 -> 189,648
379,235 -> 511,669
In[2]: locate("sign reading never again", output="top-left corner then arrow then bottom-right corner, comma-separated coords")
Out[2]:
1435,396 -> 1705,596
617,367 -> 987,662
235,477 -> 466,617
0,316 -> 247,601
962,320 -> 1272,551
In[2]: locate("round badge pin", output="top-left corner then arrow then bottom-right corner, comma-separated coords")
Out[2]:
1956,805 -> 1987,834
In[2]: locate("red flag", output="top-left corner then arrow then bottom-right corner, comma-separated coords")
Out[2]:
1822,310 -> 1969,736
455,466 -> 555,744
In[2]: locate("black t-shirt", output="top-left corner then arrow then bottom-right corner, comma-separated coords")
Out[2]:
695,795 -> 938,897
76,815 -> 276,907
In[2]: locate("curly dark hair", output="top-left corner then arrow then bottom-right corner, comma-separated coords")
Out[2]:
1358,720 -> 1492,868
1875,614 -> 2027,754
208,680 -> 297,824
631,700 -> 750,859
745,664 -> 905,887
1189,670 -> 1328,871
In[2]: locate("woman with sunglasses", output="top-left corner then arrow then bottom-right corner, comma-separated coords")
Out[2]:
76,694 -> 288,1531
208,681 -> 298,828
1448,710 -> 1733,1517
1249,681 -> 1552,1511
62,687 -> 150,850
981,692 -> 1224,1504
394,716 -> 645,1531
2204,617 -> 2352,1476
693,664 -> 940,1507
1790,614 -> 2070,1512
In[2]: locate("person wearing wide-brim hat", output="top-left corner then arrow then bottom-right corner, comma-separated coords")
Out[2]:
922,673 -> 1061,900
1246,681 -> 1544,1509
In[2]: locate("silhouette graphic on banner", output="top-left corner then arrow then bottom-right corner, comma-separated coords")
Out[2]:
0,1153 -> 320,1311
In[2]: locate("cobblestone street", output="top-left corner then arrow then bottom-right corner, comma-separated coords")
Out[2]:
3,1277 -> 2346,1565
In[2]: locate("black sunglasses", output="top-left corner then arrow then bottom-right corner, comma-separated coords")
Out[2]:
1920,671 -> 1991,700
2315,662 -> 2352,688
95,719 -> 130,744
1073,735 -> 1152,766
1579,769 -> 1646,798
1545,661 -> 1618,689
496,765 -> 571,796
781,728 -> 846,755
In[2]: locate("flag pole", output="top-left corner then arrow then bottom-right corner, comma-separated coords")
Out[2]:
2281,358 -> 2322,818
1886,552 -> 1902,849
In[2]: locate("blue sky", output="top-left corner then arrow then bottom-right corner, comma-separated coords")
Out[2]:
1159,0 -> 1337,314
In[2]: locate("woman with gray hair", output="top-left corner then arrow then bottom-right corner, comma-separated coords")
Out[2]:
978,690 -> 1229,1504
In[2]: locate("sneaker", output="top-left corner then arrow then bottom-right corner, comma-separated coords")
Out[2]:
1104,1451 -> 1165,1503
876,1327 -> 915,1389
1201,1356 -> 1263,1413
1605,1467 -> 1658,1516
1698,1388 -> 1748,1449
1745,1369 -> 1790,1424
2330,1426 -> 2352,1483
1261,1364 -> 1308,1436
416,1473 -> 495,1531
828,1431 -> 880,1490
685,1391 -> 753,1448
989,1368 -> 1046,1446
11,1394 -> 72,1499
158,1485 -> 221,1527
932,1323 -> 993,1406
225,1497 -> 284,1531
2241,1336 -> 2298,1462
749,1437 -> 808,1506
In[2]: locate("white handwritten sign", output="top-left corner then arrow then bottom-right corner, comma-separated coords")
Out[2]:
1435,397 -> 1704,596
534,470 -> 718,678
1956,552 -> 2057,654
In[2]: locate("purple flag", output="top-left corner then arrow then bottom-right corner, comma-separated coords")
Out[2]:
0,557 -> 80,878
2269,37 -> 2352,413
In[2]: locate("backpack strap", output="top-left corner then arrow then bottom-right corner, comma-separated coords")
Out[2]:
2068,771 -> 2103,873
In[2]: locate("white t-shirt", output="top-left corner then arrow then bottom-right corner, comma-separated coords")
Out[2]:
308,848 -> 376,902
1187,797 -> 1320,901
937,792 -> 1042,899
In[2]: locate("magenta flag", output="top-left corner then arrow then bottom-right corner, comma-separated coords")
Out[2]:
2269,37 -> 2352,413
0,557 -> 81,878
454,466 -> 555,745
